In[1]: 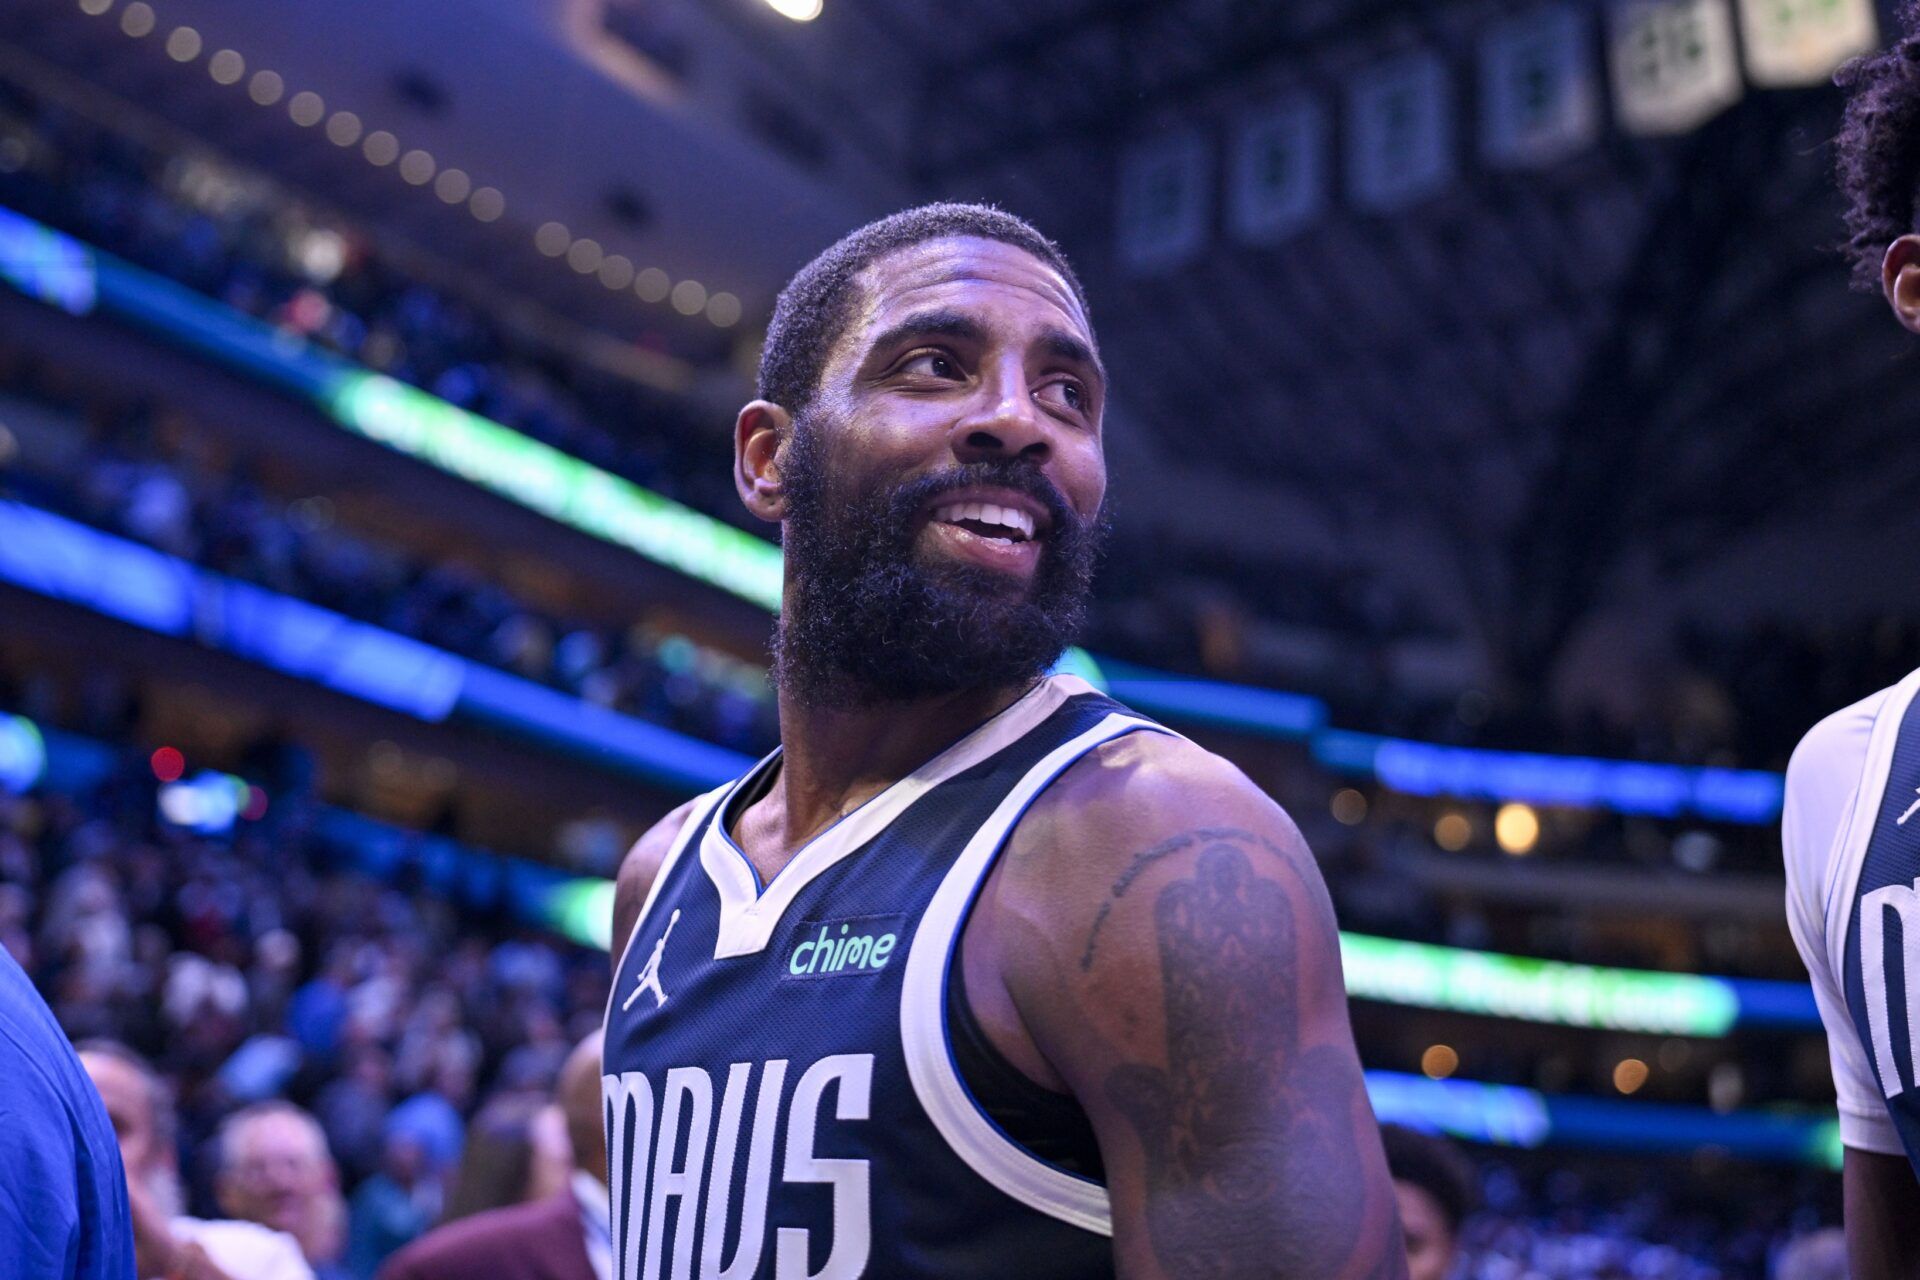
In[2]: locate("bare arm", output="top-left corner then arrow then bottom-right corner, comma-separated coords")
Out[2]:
1846,1147 -> 1920,1280
997,736 -> 1406,1279
610,799 -> 697,976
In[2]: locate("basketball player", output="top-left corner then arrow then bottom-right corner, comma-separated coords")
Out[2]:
602,204 -> 1405,1279
1784,16 -> 1920,1272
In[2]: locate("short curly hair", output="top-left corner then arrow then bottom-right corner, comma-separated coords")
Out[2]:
1836,2 -> 1920,290
757,202 -> 1092,416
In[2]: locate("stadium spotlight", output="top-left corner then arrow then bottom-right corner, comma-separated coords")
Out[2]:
765,0 -> 823,20
1494,801 -> 1540,855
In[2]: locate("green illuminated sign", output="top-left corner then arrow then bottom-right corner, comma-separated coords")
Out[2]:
544,877 -> 617,952
1339,934 -> 1741,1036
325,372 -> 785,611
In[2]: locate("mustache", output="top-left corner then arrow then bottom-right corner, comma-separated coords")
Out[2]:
880,460 -> 1080,536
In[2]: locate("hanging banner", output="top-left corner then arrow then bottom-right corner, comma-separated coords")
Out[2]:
1736,0 -> 1877,87
1609,0 -> 1743,135
1116,128 -> 1211,273
1347,51 -> 1455,212
1482,4 -> 1602,168
1228,96 -> 1328,245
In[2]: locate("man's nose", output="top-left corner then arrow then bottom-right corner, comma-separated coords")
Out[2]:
952,368 -> 1051,465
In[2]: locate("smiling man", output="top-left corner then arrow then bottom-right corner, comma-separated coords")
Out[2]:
602,204 -> 1404,1279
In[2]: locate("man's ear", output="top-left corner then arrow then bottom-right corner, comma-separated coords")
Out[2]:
1882,235 -> 1920,334
734,400 -> 792,523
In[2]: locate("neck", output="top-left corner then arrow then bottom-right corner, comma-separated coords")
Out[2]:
764,678 -> 1034,851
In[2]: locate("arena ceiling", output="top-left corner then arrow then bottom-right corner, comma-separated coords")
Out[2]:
6,0 -> 1920,701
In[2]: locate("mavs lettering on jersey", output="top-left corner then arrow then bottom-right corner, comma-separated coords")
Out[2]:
1844,683 -> 1920,1163
601,676 -> 1168,1279
603,1055 -> 870,1280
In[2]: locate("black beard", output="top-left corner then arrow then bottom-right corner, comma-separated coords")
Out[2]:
774,416 -> 1105,709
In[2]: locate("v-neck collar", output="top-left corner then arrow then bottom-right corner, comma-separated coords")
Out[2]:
699,675 -> 1093,958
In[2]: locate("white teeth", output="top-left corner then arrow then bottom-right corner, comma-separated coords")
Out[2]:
931,499 -> 1037,540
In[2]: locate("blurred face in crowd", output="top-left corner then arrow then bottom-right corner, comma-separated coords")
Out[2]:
217,1110 -> 339,1245
1395,1179 -> 1458,1280
751,236 -> 1110,704
81,1049 -> 181,1216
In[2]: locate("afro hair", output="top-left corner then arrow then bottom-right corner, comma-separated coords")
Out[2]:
1836,1 -> 1920,290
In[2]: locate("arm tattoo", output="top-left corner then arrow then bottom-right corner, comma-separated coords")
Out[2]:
1103,833 -> 1392,1279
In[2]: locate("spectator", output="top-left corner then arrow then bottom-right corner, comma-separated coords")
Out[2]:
345,1132 -> 440,1278
214,1102 -> 351,1280
0,945 -> 136,1280
376,1031 -> 606,1280
78,1040 -> 312,1280
1382,1124 -> 1478,1280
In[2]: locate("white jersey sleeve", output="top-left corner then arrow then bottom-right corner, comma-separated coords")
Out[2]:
1782,677 -> 1910,1156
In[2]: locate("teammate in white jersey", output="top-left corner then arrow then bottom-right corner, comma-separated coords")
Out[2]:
606,204 -> 1405,1278
1789,12 -> 1920,1274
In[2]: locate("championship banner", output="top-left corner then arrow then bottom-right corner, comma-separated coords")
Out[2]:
1481,4 -> 1601,168
1227,96 -> 1328,245
1116,128 -> 1210,273
1347,51 -> 1455,212
1736,0 -> 1878,87
1609,0 -> 1743,136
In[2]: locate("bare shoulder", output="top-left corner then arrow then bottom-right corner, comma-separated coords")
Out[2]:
1014,729 -> 1314,896
610,797 -> 702,968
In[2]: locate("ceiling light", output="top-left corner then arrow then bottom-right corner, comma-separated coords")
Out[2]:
164,26 -> 201,61
288,92 -> 325,127
361,131 -> 399,166
706,291 -> 741,327
634,268 -> 671,302
566,238 -> 604,274
207,49 -> 245,84
248,70 -> 284,106
671,279 -> 707,315
765,0 -> 823,20
119,3 -> 155,37
597,255 -> 635,290
398,149 -> 436,185
534,221 -> 570,257
433,168 -> 471,204
78,0 -> 114,16
468,188 -> 505,222
325,111 -> 362,147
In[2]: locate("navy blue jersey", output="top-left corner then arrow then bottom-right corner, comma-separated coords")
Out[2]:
1841,673 -> 1920,1173
602,676 -> 1166,1279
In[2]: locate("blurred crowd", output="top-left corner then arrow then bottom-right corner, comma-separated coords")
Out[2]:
0,363 -> 778,753
1,756 -> 610,1278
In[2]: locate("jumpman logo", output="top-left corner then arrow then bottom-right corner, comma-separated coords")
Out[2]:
1900,788 -> 1920,827
623,909 -> 682,1013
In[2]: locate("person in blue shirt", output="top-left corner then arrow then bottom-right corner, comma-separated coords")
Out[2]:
0,945 -> 136,1279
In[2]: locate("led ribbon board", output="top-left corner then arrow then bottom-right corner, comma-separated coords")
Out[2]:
1340,934 -> 1742,1035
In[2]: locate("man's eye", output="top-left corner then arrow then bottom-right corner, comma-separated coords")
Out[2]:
901,352 -> 959,379
1038,380 -> 1085,412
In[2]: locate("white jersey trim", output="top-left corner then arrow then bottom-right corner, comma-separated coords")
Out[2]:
603,783 -> 730,1035
698,676 -> 1099,960
901,710 -> 1170,1237
1824,668 -> 1920,986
